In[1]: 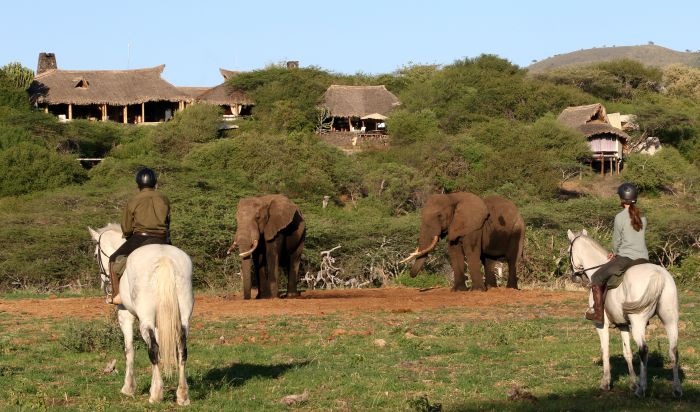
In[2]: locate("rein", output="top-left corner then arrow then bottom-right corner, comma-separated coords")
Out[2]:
95,231 -> 113,290
569,235 -> 607,279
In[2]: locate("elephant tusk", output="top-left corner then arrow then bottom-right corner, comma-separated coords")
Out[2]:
399,248 -> 421,264
239,239 -> 258,258
399,236 -> 439,264
226,240 -> 238,256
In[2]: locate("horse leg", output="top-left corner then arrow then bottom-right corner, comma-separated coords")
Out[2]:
630,316 -> 649,398
118,309 -> 137,396
619,326 -> 638,391
658,299 -> 682,397
596,322 -> 611,390
140,324 -> 163,403
176,326 -> 190,406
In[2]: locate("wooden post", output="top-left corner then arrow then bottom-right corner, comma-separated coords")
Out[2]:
123,106 -> 128,124
44,106 -> 48,113
600,154 -> 604,177
101,104 -> 107,121
68,104 -> 72,120
179,101 -> 184,111
609,157 -> 613,176
141,103 -> 145,123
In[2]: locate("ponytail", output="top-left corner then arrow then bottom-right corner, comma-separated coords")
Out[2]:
628,203 -> 643,231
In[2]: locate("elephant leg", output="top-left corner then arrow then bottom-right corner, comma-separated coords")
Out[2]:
463,236 -> 485,291
256,255 -> 270,299
506,253 -> 518,289
286,247 -> 303,298
447,242 -> 468,291
484,258 -> 498,288
266,243 -> 280,298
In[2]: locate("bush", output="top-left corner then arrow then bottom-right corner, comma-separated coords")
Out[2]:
387,109 -> 440,146
152,104 -> 222,156
623,148 -> 700,195
0,142 -> 87,196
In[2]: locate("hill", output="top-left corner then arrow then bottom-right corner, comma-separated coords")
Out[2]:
528,44 -> 700,73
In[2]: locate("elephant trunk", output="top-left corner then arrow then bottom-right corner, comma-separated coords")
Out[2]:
239,239 -> 259,258
240,257 -> 253,300
401,235 -> 439,277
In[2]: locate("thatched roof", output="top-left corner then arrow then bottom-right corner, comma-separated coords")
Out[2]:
322,85 -> 400,118
557,103 -> 630,142
196,82 -> 254,106
219,68 -> 242,80
29,65 -> 189,105
178,87 -> 210,99
556,103 -> 607,128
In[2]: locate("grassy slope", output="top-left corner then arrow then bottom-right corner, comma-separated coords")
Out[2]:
1,290 -> 698,411
528,45 -> 700,74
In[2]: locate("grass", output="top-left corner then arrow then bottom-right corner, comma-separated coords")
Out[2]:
1,290 -> 699,411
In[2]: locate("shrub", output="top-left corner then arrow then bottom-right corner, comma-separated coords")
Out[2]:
0,142 -> 87,196
623,148 -> 700,195
387,108 -> 440,146
152,104 -> 222,156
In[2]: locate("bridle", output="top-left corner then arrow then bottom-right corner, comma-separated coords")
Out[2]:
94,231 -> 112,290
568,235 -> 606,281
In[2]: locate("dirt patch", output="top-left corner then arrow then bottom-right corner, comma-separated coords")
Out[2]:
0,287 -> 585,321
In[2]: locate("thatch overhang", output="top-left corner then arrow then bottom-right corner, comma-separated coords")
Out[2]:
322,85 -> 400,118
29,65 -> 190,106
577,123 -> 630,142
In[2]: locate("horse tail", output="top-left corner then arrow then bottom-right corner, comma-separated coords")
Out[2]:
154,256 -> 181,377
622,266 -> 665,314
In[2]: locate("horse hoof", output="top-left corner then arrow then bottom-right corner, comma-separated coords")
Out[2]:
600,382 -> 610,391
673,387 -> 683,398
120,387 -> 135,397
178,397 -> 191,406
634,387 -> 645,398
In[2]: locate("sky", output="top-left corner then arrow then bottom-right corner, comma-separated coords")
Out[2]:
2,0 -> 699,87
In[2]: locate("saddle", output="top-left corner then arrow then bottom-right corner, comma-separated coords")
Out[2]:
606,258 -> 650,289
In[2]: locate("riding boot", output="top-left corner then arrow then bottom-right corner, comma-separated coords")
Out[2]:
108,261 -> 123,305
585,284 -> 606,322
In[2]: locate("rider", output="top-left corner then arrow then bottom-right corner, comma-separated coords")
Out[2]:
586,182 -> 649,322
107,167 -> 171,305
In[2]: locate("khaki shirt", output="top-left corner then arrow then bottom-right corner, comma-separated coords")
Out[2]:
121,188 -> 170,237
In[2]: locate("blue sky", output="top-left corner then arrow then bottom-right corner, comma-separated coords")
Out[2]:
2,0 -> 698,86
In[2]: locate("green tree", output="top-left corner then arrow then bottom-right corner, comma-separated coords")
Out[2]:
0,62 -> 34,90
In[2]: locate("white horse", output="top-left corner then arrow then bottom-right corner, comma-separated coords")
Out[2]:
567,229 -> 682,398
89,224 -> 194,405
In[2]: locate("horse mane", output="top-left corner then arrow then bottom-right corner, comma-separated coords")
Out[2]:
579,234 -> 608,256
98,223 -> 122,235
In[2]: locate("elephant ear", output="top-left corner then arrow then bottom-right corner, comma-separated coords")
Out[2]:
447,199 -> 486,242
264,196 -> 297,241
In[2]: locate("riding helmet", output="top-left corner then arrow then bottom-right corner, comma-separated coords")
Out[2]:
617,182 -> 637,204
135,167 -> 157,189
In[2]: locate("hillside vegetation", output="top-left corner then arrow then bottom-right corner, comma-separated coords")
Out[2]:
0,56 -> 698,292
529,44 -> 700,74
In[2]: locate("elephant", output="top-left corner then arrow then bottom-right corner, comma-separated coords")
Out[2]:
227,195 -> 305,299
401,192 -> 490,291
480,195 -> 525,289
